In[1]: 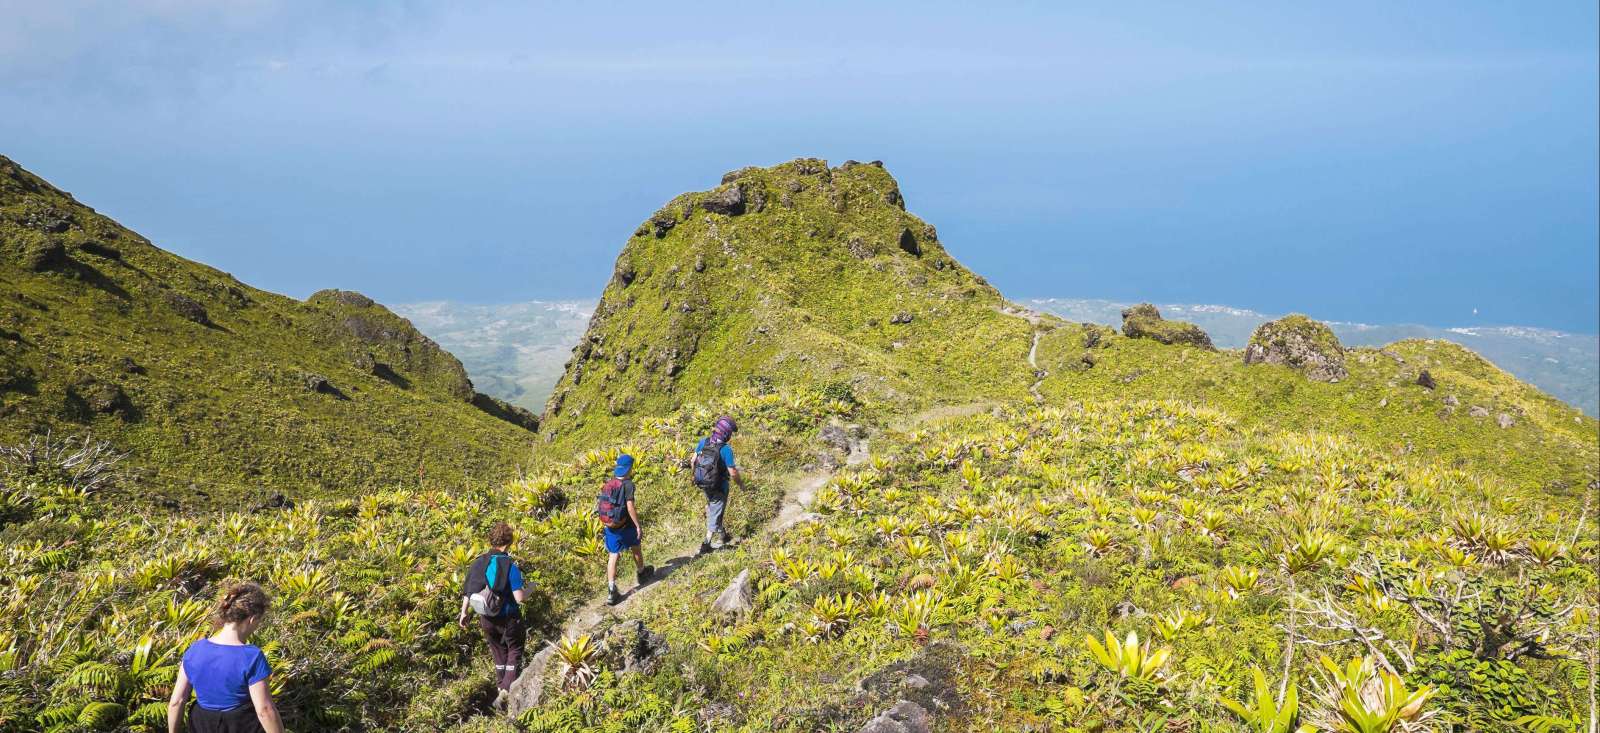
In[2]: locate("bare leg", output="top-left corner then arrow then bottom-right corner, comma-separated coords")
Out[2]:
607,552 -> 619,586
630,545 -> 645,571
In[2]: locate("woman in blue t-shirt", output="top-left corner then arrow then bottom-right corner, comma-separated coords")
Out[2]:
166,582 -> 283,733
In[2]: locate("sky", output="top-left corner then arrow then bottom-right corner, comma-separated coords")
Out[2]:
2,2 -> 1596,332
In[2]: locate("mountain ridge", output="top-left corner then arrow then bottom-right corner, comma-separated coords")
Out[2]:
0,154 -> 536,506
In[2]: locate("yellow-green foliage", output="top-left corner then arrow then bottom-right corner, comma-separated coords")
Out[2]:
540,158 -> 1037,450
534,400 -> 1593,731
1035,322 -> 1597,493
0,385 -> 854,731
0,155 -> 537,505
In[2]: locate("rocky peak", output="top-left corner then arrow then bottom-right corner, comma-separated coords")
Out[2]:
1243,314 -> 1348,382
1119,303 -> 1215,350
539,157 -> 1033,445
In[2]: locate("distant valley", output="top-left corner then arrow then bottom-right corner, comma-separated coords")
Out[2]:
402,296 -> 1599,416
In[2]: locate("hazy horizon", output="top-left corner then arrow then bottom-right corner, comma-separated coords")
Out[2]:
3,2 -> 1595,332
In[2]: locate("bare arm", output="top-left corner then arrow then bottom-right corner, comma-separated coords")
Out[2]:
457,595 -> 471,628
627,499 -> 643,542
166,664 -> 192,733
249,679 -> 284,733
729,466 -> 746,491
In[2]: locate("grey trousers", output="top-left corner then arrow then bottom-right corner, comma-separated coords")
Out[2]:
703,484 -> 728,538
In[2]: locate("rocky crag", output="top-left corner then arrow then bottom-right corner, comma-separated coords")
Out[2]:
538,158 -> 1039,448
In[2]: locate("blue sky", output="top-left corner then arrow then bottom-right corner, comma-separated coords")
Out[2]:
3,2 -> 1596,332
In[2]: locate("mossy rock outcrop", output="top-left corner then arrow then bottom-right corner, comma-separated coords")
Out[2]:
1119,303 -> 1214,349
1243,314 -> 1348,382
539,157 -> 1038,447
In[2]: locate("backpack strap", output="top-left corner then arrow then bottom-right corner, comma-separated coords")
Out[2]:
485,552 -> 510,596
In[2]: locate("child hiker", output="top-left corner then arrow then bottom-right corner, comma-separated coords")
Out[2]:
597,454 -> 653,605
457,521 -> 527,702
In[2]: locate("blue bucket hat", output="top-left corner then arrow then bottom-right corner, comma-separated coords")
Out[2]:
614,454 -> 635,477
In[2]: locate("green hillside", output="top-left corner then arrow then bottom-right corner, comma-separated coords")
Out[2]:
0,155 -> 536,507
538,158 -> 1037,450
0,158 -> 1594,733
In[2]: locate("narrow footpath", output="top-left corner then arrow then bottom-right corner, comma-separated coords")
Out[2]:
506,436 -> 870,716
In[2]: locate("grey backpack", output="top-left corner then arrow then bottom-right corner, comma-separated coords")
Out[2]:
469,554 -> 508,617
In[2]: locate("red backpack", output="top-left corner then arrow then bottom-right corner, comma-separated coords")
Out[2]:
595,478 -> 629,529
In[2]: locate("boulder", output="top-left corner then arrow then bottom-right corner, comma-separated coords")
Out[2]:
302,373 -> 346,399
897,228 -> 920,256
711,569 -> 754,617
20,204 -> 74,233
78,240 -> 121,260
1496,413 -> 1516,429
163,292 -> 212,327
700,184 -> 746,216
1468,405 -> 1490,418
649,212 -> 677,238
890,312 -> 914,325
858,701 -> 932,733
22,239 -> 67,272
600,619 -> 667,676
1120,303 -> 1215,350
614,260 -> 636,288
1243,314 -> 1347,382
1416,370 -> 1436,390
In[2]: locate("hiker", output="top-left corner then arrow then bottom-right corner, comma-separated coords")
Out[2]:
457,521 -> 527,695
598,453 -> 653,605
167,582 -> 283,733
692,415 -> 746,555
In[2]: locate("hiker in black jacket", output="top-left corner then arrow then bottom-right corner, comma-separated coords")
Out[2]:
458,521 -> 527,696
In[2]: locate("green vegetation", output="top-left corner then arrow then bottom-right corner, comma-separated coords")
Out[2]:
0,155 -> 537,506
0,384 -> 855,731
1034,322 -> 1596,493
1,157 -> 1595,731
539,158 -> 1036,451
522,402 -> 1595,731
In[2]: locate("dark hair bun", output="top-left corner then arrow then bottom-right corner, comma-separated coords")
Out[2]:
212,581 -> 271,627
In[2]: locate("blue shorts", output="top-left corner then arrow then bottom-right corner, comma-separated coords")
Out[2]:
603,524 -> 639,553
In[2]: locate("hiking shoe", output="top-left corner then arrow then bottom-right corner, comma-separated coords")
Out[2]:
720,530 -> 734,547
636,565 -> 655,585
698,541 -> 713,556
607,586 -> 623,606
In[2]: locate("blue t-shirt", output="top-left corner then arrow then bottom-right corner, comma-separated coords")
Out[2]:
182,638 -> 271,711
694,439 -> 737,490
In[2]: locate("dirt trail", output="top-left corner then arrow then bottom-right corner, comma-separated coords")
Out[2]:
999,302 -> 1048,403
506,435 -> 870,716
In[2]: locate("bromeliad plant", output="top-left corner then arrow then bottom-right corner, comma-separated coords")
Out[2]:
553,634 -> 600,691
1084,629 -> 1175,683
1307,655 -> 1436,733
1220,667 -> 1313,733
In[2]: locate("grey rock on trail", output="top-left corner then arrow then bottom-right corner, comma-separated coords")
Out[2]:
858,700 -> 933,733
711,569 -> 754,617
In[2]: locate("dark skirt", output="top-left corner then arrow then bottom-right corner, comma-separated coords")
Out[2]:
188,701 -> 264,733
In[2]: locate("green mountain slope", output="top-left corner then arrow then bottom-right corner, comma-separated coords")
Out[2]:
538,158 -> 1037,449
0,155 -> 535,506
1034,322 -> 1597,493
0,157 -> 1593,733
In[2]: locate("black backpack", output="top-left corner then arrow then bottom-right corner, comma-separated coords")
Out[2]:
468,552 -> 510,617
692,439 -> 727,490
